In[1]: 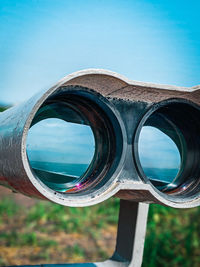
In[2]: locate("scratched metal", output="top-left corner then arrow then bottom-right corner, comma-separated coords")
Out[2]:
0,69 -> 200,208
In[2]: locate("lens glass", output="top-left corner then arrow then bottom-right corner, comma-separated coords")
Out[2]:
137,108 -> 186,191
26,103 -> 95,192
139,126 -> 181,189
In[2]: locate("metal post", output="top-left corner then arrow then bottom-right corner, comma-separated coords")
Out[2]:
112,200 -> 149,267
9,200 -> 149,267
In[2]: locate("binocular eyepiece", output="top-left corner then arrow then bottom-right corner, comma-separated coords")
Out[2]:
0,69 -> 200,208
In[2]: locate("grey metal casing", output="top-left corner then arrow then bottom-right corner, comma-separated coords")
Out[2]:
0,69 -> 200,208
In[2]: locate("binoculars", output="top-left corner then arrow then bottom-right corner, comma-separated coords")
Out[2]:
0,69 -> 200,209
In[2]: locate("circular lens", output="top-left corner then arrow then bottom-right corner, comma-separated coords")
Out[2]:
26,91 -> 117,194
138,126 -> 181,190
137,101 -> 200,195
27,103 -> 95,192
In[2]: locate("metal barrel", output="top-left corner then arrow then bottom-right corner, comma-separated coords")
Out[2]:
0,69 -> 200,208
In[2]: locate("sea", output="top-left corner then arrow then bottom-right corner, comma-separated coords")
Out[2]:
30,161 -> 89,178
143,167 -> 179,184
30,161 -> 179,185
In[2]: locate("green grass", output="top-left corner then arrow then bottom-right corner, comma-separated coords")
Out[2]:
0,198 -> 19,219
143,204 -> 200,267
0,231 -> 57,247
25,198 -> 119,233
0,196 -> 199,266
0,107 -> 7,112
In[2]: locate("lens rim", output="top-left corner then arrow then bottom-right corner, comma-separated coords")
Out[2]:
133,98 -> 200,202
27,103 -> 96,192
24,86 -> 126,203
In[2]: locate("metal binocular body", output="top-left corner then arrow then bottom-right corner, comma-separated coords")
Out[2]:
0,69 -> 200,209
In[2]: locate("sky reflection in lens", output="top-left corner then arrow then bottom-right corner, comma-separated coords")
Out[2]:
26,118 -> 95,192
138,126 -> 181,186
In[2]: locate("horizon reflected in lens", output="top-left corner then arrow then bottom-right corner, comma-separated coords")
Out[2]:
27,111 -> 95,192
138,126 -> 181,189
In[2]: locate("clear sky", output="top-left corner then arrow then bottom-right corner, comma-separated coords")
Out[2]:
138,126 -> 180,169
0,0 -> 200,104
138,126 -> 181,184
27,118 -> 95,164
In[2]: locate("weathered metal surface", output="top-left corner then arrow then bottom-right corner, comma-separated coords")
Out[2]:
64,69 -> 200,104
0,69 -> 200,208
112,200 -> 149,267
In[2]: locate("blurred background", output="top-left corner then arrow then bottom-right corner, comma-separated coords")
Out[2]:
0,0 -> 200,266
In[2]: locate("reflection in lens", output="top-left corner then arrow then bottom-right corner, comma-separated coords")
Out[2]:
138,126 -> 181,189
27,104 -> 95,192
137,101 -> 200,196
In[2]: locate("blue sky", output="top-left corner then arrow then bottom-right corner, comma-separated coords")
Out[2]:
138,126 -> 180,169
27,118 -> 95,164
138,126 -> 181,184
0,0 -> 200,104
